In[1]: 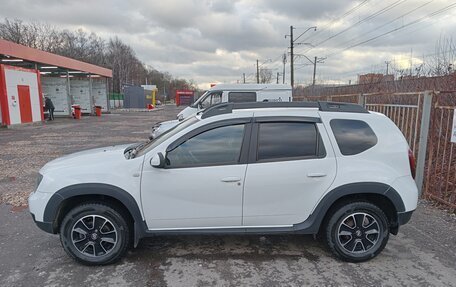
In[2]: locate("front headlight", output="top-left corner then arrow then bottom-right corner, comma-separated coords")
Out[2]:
35,173 -> 43,191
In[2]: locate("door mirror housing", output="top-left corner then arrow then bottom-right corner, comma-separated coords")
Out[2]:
150,152 -> 165,168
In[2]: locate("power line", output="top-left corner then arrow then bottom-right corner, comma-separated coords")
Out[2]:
323,0 -> 434,57
299,0 -> 371,44
325,2 -> 456,58
316,0 -> 406,48
298,0 -> 407,56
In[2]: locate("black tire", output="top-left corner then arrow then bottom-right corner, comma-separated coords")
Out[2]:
59,203 -> 130,266
325,202 -> 389,262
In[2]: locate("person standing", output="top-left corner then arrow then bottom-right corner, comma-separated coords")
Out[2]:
45,97 -> 55,121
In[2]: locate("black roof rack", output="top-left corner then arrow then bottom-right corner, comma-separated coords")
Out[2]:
201,101 -> 368,119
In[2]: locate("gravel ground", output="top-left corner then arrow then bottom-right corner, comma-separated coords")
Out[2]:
0,105 -> 455,287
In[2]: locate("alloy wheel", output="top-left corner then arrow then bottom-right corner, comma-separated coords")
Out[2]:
337,212 -> 380,254
71,215 -> 118,257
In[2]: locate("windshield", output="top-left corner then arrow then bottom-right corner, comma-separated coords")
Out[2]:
135,116 -> 199,157
191,91 -> 209,108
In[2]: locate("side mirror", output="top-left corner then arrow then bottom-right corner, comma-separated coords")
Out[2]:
150,152 -> 165,168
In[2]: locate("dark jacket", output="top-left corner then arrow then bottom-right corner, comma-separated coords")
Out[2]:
44,98 -> 55,110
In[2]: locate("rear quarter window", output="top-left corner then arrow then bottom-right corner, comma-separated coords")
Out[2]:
228,92 -> 257,103
330,119 -> 377,155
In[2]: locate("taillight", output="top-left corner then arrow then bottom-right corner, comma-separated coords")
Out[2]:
408,149 -> 416,179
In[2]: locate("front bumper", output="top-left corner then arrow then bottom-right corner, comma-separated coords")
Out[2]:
30,212 -> 55,234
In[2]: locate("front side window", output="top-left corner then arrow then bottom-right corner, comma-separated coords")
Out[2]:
257,122 -> 319,161
166,124 -> 245,168
228,92 -> 257,103
330,119 -> 377,155
200,92 -> 222,109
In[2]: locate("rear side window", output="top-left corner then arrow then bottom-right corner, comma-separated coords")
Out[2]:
228,92 -> 257,103
330,119 -> 377,155
257,122 -> 324,161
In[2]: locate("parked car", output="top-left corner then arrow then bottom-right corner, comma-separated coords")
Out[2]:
150,84 -> 292,139
29,101 -> 418,265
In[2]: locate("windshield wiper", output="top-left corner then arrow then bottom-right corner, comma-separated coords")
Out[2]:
129,141 -> 149,159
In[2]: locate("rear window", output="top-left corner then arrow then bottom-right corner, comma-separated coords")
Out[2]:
330,119 -> 377,155
228,92 -> 257,103
257,122 -> 321,161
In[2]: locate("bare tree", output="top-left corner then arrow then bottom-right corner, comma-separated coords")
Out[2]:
0,18 -> 197,94
259,68 -> 273,83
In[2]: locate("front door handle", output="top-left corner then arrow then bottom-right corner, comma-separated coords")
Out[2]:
307,173 -> 327,178
221,177 -> 241,182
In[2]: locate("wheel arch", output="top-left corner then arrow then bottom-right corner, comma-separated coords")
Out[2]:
44,183 -> 146,246
294,182 -> 405,234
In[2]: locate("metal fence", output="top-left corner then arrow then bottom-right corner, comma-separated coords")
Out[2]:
304,91 -> 456,210
423,93 -> 456,210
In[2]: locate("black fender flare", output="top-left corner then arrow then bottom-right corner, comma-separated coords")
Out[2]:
293,182 -> 405,233
44,183 -> 145,246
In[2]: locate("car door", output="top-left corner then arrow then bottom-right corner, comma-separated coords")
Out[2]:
141,119 -> 251,229
243,112 -> 337,226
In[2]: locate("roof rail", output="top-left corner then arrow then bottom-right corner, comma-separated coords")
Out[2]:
201,101 -> 368,119
318,102 -> 369,113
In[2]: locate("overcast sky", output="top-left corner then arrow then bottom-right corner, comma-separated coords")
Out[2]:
1,0 -> 456,89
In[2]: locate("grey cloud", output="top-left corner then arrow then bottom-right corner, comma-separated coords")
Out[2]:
137,0 -> 209,30
209,0 -> 238,13
0,0 -> 455,86
0,0 -> 151,33
259,0 -> 354,20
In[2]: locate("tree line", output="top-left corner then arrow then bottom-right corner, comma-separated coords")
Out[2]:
0,18 -> 197,97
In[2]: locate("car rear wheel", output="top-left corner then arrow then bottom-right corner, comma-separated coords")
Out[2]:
325,202 -> 389,262
59,203 -> 130,265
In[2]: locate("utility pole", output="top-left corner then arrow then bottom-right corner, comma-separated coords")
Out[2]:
285,26 -> 317,89
385,61 -> 390,75
256,59 -> 260,84
282,53 -> 286,84
277,72 -> 279,84
312,56 -> 317,86
289,26 -> 294,88
243,73 -> 246,84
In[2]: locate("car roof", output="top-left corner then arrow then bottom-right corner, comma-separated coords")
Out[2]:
201,102 -> 369,119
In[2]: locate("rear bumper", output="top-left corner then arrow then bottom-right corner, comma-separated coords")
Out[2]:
397,210 -> 414,225
30,212 -> 55,234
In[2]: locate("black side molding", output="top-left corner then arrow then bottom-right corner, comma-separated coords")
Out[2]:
291,182 -> 406,234
43,183 -> 145,246
140,182 -> 407,237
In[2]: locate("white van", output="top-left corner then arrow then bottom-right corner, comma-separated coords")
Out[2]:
151,84 -> 292,138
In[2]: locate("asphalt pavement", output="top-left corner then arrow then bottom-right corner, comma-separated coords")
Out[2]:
0,105 -> 455,287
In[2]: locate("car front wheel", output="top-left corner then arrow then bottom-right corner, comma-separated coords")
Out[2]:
325,202 -> 389,262
59,203 -> 130,265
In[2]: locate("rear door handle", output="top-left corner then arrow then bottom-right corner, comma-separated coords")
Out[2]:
307,173 -> 327,178
221,177 -> 241,182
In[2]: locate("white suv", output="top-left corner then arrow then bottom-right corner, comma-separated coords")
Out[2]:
29,102 -> 418,265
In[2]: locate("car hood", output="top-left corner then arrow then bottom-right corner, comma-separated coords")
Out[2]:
40,144 -> 133,174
